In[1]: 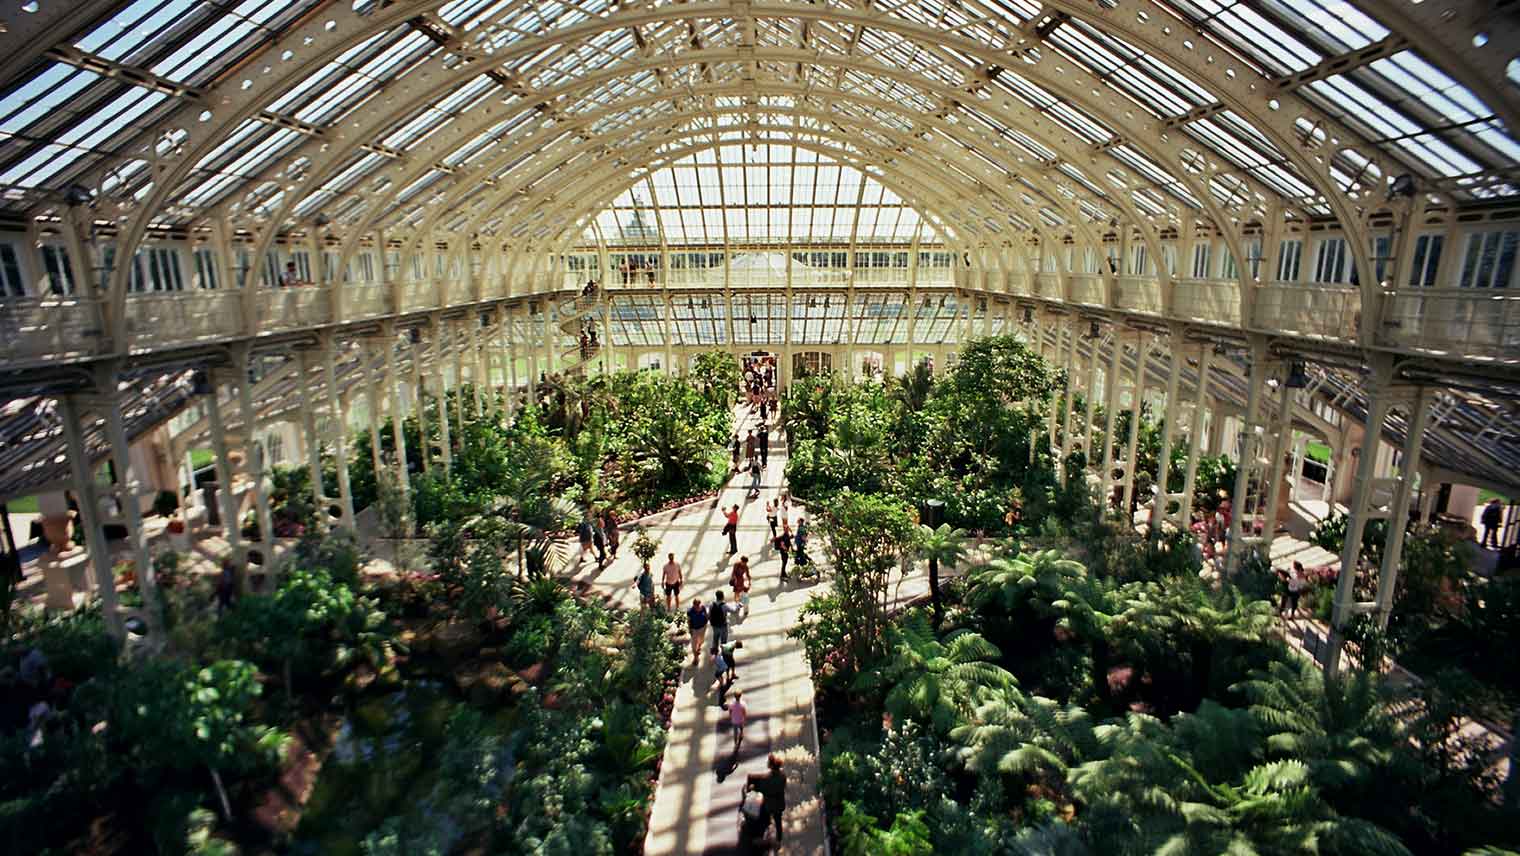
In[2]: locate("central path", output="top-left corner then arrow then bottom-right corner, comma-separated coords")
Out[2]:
570,403 -> 828,855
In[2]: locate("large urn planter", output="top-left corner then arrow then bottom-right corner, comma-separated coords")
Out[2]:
41,514 -> 74,557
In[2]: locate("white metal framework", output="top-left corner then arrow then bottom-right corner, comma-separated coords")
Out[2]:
0,0 -> 1517,663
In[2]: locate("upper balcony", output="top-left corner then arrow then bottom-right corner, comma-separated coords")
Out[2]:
2,269 -> 1516,370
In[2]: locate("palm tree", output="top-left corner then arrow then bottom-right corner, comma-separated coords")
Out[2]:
891,360 -> 935,412
951,688 -> 1102,796
856,614 -> 1017,733
918,522 -> 972,627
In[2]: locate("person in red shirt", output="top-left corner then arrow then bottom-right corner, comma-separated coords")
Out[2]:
724,504 -> 740,554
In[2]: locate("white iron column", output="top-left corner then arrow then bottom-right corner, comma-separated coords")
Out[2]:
1099,330 -> 1125,508
1045,317 -> 1062,451
204,385 -> 245,551
451,319 -> 467,428
1257,372 -> 1297,541
1059,319 -> 1079,485
322,337 -> 356,528
233,358 -> 275,558
1150,330 -> 1184,533
100,388 -> 163,641
470,317 -> 486,417
1225,336 -> 1270,575
1083,327 -> 1102,478
1178,345 -> 1213,529
409,334 -> 431,474
433,319 -> 453,473
1120,333 -> 1148,522
296,351 -> 327,531
1376,387 -> 1432,628
1326,355 -> 1396,676
385,335 -> 411,493
58,395 -> 125,642
362,344 -> 385,477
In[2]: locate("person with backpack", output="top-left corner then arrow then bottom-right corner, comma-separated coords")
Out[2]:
709,590 -> 735,655
686,598 -> 709,664
717,639 -> 743,707
744,754 -> 787,842
730,556 -> 752,616
634,565 -> 655,609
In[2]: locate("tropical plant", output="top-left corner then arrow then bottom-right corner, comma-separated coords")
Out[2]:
691,350 -> 741,408
856,614 -> 1017,733
891,360 -> 935,412
815,490 -> 922,671
630,525 -> 660,570
837,801 -> 934,856
918,522 -> 972,627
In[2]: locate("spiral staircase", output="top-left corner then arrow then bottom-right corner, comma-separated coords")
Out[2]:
557,292 -> 606,376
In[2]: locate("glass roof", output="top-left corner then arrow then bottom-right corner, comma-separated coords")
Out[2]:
0,0 -> 1513,234
586,145 -> 933,247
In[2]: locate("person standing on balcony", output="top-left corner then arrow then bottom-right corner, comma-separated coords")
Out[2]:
1482,498 -> 1504,549
280,261 -> 299,287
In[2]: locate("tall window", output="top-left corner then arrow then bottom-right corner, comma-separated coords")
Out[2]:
291,251 -> 313,282
1221,248 -> 1238,279
0,244 -> 25,296
41,245 -> 75,294
1408,235 -> 1443,286
1245,238 -> 1263,279
1371,235 -> 1392,284
1313,237 -> 1348,283
355,253 -> 375,283
1276,239 -> 1303,281
1129,245 -> 1148,276
1458,230 -> 1517,288
1162,244 -> 1177,275
1191,243 -> 1211,278
138,247 -> 184,291
192,248 -> 219,290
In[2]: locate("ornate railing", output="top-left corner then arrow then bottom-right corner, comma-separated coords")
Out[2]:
1254,281 -> 1359,342
1380,287 -> 1520,360
125,291 -> 244,349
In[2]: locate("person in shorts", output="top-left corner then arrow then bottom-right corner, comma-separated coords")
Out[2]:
730,556 -> 752,616
662,552 -> 683,610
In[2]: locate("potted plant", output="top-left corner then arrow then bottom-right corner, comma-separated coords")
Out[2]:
631,525 -> 660,572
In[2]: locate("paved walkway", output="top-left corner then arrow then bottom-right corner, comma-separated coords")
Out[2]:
566,403 -> 828,855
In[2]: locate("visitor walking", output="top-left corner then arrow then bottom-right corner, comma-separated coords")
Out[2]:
1481,498 -> 1504,549
602,508 -> 620,560
710,590 -> 734,654
634,565 -> 655,608
724,504 -> 740,554
794,516 -> 810,571
577,514 -> 595,562
745,430 -> 757,471
731,433 -> 742,472
662,553 -> 683,610
686,598 -> 709,664
731,556 -> 752,616
717,639 -> 743,707
592,517 -> 607,568
758,425 -> 769,468
745,754 -> 787,842
748,459 -> 762,498
215,560 -> 238,614
1282,561 -> 1307,617
775,524 -> 792,582
729,690 -> 747,754
765,499 -> 778,538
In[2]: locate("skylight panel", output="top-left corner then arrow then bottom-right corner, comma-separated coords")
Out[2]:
76,0 -> 198,62
1369,53 -> 1492,127
1046,101 -> 1111,145
0,64 -> 100,136
1207,5 -> 1319,75
1273,0 -> 1389,50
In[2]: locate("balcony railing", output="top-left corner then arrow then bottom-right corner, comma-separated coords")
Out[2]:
1033,273 -> 1062,301
1066,273 -> 1105,307
125,291 -> 244,350
260,285 -> 331,331
1115,276 -> 1164,316
398,280 -> 438,314
0,294 -> 103,364
1253,282 -> 1359,342
1380,287 -> 1520,360
1172,278 -> 1242,327
346,282 -> 391,319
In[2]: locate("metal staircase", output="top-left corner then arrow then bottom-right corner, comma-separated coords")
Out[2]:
557,292 -> 606,376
